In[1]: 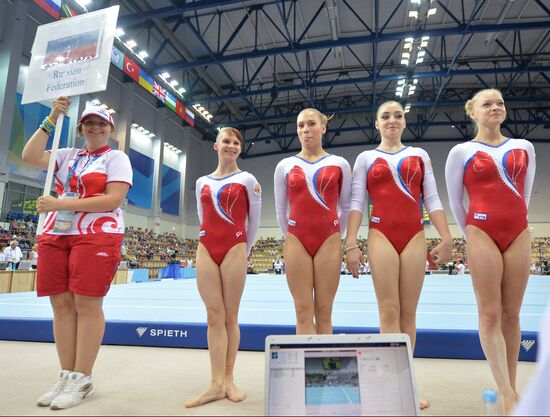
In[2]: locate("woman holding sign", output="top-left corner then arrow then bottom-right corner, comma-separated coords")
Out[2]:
22,96 -> 132,410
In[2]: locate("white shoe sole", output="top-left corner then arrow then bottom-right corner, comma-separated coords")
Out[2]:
50,388 -> 94,410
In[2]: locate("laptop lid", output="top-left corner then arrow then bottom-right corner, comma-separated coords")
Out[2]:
17,260 -> 32,270
265,333 -> 419,416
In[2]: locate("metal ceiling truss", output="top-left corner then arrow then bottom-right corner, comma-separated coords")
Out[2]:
121,0 -> 550,158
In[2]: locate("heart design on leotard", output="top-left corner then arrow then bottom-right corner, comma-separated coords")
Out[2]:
502,149 -> 528,194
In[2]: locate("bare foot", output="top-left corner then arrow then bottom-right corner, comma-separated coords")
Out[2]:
503,393 -> 519,416
419,398 -> 430,410
226,380 -> 246,403
185,384 -> 226,408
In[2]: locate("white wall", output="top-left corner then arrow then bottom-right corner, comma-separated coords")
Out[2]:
237,141 -> 550,239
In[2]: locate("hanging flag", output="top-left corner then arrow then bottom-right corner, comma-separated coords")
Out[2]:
111,46 -> 124,71
139,69 -> 154,94
60,1 -> 77,19
153,81 -> 167,103
184,107 -> 195,127
123,55 -> 140,82
165,91 -> 176,112
34,0 -> 62,20
176,100 -> 186,120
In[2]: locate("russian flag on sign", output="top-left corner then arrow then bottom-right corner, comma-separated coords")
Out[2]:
34,0 -> 62,19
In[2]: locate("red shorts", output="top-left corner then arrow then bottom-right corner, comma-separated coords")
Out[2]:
37,233 -> 123,297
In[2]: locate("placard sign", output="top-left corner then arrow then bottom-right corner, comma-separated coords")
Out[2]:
22,5 -> 119,104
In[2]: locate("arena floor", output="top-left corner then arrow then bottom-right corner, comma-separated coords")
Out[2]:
0,274 -> 548,361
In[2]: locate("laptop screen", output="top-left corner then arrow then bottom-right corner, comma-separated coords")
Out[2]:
266,338 -> 417,416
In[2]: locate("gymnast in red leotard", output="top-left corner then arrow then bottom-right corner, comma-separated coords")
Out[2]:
345,101 -> 452,411
445,89 -> 536,414
187,127 -> 261,409
274,108 -> 351,335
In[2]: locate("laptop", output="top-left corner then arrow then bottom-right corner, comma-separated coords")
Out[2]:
17,260 -> 33,270
265,333 -> 419,416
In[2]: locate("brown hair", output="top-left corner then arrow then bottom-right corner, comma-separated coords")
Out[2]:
298,108 -> 333,127
465,88 -> 504,133
376,101 -> 404,119
216,127 -> 244,147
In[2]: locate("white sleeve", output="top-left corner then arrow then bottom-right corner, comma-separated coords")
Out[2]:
338,158 -> 352,234
107,151 -> 133,187
350,153 -> 369,213
244,174 -> 262,255
523,141 -> 536,208
274,160 -> 289,236
195,178 -> 204,226
445,145 -> 467,236
419,149 -> 443,214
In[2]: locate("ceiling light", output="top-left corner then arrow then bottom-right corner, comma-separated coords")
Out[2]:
131,123 -> 139,128
170,80 -> 179,87
418,51 -> 426,57
138,51 -> 149,59
99,104 -> 108,109
161,72 -> 171,79
148,133 -> 155,138
143,130 -> 150,135
125,40 -> 137,49
91,99 -> 100,105
427,8 -> 437,16
409,11 -> 418,18
115,28 -> 125,38
422,36 -> 430,41
401,59 -> 410,66
405,37 -> 415,43
137,126 -> 144,131
107,108 -> 116,114
416,57 -> 424,64
420,41 -> 429,48
178,87 -> 186,94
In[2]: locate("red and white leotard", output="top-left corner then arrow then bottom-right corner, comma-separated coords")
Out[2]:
350,147 -> 443,254
274,154 -> 352,256
196,171 -> 262,265
445,139 -> 536,252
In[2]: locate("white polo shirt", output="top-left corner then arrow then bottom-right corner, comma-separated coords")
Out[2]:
43,145 -> 133,235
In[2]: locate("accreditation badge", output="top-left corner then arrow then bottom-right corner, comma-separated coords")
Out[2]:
52,192 -> 79,233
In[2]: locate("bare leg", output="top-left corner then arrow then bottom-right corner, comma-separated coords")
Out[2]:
284,233 -> 315,334
313,233 -> 342,334
220,243 -> 248,403
501,229 -> 531,410
467,226 -> 516,413
398,232 -> 429,409
50,292 -> 77,371
185,243 -> 227,408
73,295 -> 104,376
398,232 -> 427,352
367,230 -> 401,333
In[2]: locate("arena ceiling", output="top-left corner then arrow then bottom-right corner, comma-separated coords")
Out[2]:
74,1 -> 550,157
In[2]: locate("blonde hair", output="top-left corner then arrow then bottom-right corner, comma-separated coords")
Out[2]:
216,127 -> 244,147
298,108 -> 333,127
376,101 -> 404,119
465,88 -> 504,133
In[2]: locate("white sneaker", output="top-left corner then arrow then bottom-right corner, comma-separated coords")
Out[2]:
50,371 -> 94,410
36,370 -> 71,407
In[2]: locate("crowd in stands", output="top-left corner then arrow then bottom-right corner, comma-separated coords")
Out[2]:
2,214 -> 550,275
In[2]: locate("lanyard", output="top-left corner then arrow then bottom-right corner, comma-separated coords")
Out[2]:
64,154 -> 100,193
